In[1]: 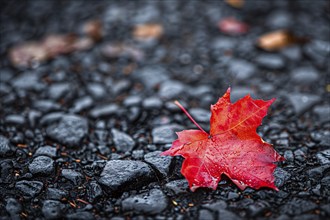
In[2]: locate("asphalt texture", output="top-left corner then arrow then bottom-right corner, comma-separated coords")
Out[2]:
1,1 -> 330,220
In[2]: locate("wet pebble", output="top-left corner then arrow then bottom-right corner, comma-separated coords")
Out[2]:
159,80 -> 185,99
142,97 -> 163,109
42,200 -> 65,219
190,108 -> 211,123
227,59 -> 256,80
71,96 -> 94,113
286,93 -> 321,115
198,209 -> 215,220
47,188 -> 68,200
47,114 -> 88,147
290,66 -> 319,84
29,156 -> 54,175
123,95 -> 142,107
61,169 -> 84,185
307,164 -> 330,180
66,211 -> 95,220
15,180 -> 43,198
144,151 -> 173,177
316,149 -> 330,165
136,66 -> 169,89
152,124 -> 183,144
281,198 -> 317,215
48,83 -> 70,100
313,105 -> 330,123
5,114 -> 25,125
111,128 -> 135,152
98,160 -> 155,192
274,168 -> 291,188
5,198 -> 22,220
87,181 -> 103,202
0,135 -> 11,157
89,104 -> 119,118
33,100 -> 61,112
255,54 -> 285,69
121,189 -> 167,214
35,146 -> 57,158
164,179 -> 189,194
87,83 -> 106,99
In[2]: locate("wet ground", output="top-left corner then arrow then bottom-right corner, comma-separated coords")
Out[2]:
1,0 -> 330,219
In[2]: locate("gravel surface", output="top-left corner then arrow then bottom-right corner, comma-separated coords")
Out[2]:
1,0 -> 330,219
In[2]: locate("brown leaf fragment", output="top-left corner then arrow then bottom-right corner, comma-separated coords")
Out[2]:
225,0 -> 245,8
133,23 -> 163,40
101,43 -> 144,61
257,30 -> 307,51
42,34 -> 77,57
9,42 -> 48,68
83,20 -> 103,41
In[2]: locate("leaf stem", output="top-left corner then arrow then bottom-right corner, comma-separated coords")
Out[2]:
174,100 -> 207,134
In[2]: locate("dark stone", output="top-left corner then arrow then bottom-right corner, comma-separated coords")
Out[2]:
48,83 -> 70,100
5,198 -> 22,220
313,105 -> 330,123
159,80 -> 185,99
40,112 -> 65,126
248,201 -> 270,217
230,87 -> 256,103
87,181 -> 103,202
87,83 -> 106,99
66,211 -> 95,220
98,160 -> 155,192
142,97 -> 163,109
0,135 -> 11,157
316,149 -> 330,165
33,100 -> 61,112
29,156 -> 54,175
227,59 -> 256,80
89,104 -> 119,118
61,169 -> 84,185
132,150 -> 144,160
123,95 -> 142,107
256,54 -> 285,69
284,150 -> 294,162
291,66 -> 319,84
266,10 -> 292,28
294,149 -> 306,162
35,146 -> 57,158
136,66 -> 169,89
212,37 -> 237,50
42,200 -> 64,219
202,201 -> 227,211
47,115 -> 88,147
165,179 -> 189,194
281,198 -> 317,215
307,165 -> 330,180
72,96 -> 94,113
218,209 -> 242,220
286,93 -> 321,115
227,192 -> 239,200
0,160 -> 14,184
281,46 -> 302,61
152,124 -> 183,144
15,180 -> 43,198
121,189 -> 167,214
5,115 -> 25,125
111,129 -> 135,152
47,188 -> 68,200
11,72 -> 41,90
304,40 -> 330,66
144,151 -> 173,177
274,167 -> 291,188
190,108 -> 211,123
198,209 -> 215,220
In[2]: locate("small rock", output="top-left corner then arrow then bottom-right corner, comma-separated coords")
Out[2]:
42,200 -> 64,219
89,104 -> 119,118
66,211 -> 95,220
33,100 -> 61,113
87,83 -> 106,99
5,115 -> 25,125
230,87 -> 256,103
48,83 -> 70,100
152,124 -> 183,144
35,146 -> 57,158
202,200 -> 227,211
144,151 -> 173,177
135,66 -> 169,89
159,80 -> 185,100
47,188 -> 68,200
72,96 -> 94,113
281,198 -> 317,215
165,179 -> 189,194
98,160 -> 155,192
121,189 -> 167,214
47,115 -> 88,147
266,10 -> 292,28
61,169 -> 84,185
316,149 -> 330,165
313,105 -> 330,123
218,209 -> 242,220
111,129 -> 135,152
190,108 -> 211,123
281,46 -> 302,61
142,97 -> 163,109
255,54 -> 285,69
0,135 -> 11,157
15,180 -> 43,198
286,93 -> 321,115
291,66 -> 319,84
227,192 -> 239,200
227,59 -> 256,80
284,150 -> 294,162
123,95 -> 142,107
307,164 -> 330,180
87,181 -> 103,202
29,156 -> 54,175
248,201 -> 270,217
198,209 -> 215,220
5,198 -> 22,219
11,72 -> 41,90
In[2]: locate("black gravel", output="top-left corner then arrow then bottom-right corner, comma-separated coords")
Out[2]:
1,0 -> 330,219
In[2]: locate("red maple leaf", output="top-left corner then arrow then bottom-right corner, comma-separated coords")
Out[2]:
162,88 -> 284,191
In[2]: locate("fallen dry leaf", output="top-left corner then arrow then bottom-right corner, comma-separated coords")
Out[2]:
133,23 -> 164,40
83,20 -> 103,41
225,0 -> 245,8
219,17 -> 249,35
101,43 -> 144,61
257,30 -> 306,51
162,88 -> 283,191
